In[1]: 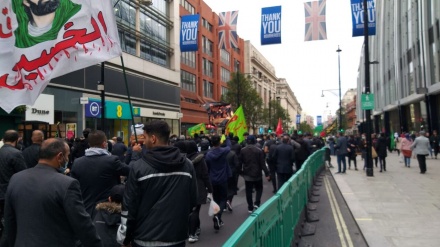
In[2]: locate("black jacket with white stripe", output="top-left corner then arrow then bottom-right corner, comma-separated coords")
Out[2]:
122,146 -> 197,246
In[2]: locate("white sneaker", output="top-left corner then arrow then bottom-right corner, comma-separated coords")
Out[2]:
188,235 -> 198,243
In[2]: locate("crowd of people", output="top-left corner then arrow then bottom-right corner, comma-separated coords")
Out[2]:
326,130 -> 435,175
0,122 -> 435,246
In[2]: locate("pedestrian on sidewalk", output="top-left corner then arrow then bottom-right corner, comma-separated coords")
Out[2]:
400,133 -> 413,167
239,135 -> 270,213
410,131 -> 430,174
429,130 -> 439,159
335,132 -> 348,174
375,133 -> 388,172
372,134 -> 379,167
395,133 -> 403,162
347,135 -> 358,170
226,137 -> 240,211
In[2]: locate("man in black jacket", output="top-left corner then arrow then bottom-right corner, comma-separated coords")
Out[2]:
273,134 -> 295,190
111,137 -> 127,162
3,138 -> 102,247
71,130 -> 134,218
122,120 -> 197,247
22,130 -> 44,168
240,135 -> 270,213
0,130 -> 27,235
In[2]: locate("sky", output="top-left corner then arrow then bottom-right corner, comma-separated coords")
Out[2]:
203,0 -> 364,123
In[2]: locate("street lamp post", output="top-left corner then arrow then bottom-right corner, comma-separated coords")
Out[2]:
337,46 -> 342,133
363,0 -> 373,177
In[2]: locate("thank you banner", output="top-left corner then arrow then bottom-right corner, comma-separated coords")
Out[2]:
317,115 -> 322,126
261,6 -> 281,45
296,114 -> 301,124
351,0 -> 376,37
180,14 -> 199,52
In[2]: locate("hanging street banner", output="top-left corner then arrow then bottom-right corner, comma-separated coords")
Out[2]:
317,115 -> 322,126
351,0 -> 376,37
218,11 -> 239,49
296,114 -> 301,124
304,0 -> 327,41
180,14 -> 199,52
261,6 -> 281,45
0,0 -> 121,113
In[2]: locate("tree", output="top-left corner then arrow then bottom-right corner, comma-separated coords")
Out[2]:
262,100 -> 290,131
222,72 -> 263,130
298,121 -> 313,134
336,106 -> 348,132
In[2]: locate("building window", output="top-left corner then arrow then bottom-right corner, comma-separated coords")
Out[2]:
204,80 -> 213,98
202,36 -> 213,57
203,58 -> 213,77
221,86 -> 228,97
185,98 -> 197,104
202,18 -> 213,32
181,51 -> 196,68
181,70 -> 196,92
221,67 -> 230,82
118,30 -> 136,56
180,0 -> 195,14
113,0 -> 171,68
220,49 -> 230,65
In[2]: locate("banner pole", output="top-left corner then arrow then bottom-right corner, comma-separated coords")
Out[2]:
120,56 -> 138,144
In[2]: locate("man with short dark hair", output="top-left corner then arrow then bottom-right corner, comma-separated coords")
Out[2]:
22,130 -> 44,168
3,138 -> 102,246
71,130 -> 134,218
240,135 -> 270,213
112,137 -> 128,162
0,130 -> 27,232
122,121 -> 197,247
335,132 -> 348,174
273,134 -> 295,190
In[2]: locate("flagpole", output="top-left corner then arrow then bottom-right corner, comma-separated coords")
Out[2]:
120,56 -> 138,144
99,62 -> 106,134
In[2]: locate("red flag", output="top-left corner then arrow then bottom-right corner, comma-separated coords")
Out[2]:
276,118 -> 283,136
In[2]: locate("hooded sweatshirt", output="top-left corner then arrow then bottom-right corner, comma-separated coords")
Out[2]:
123,146 -> 198,246
94,202 -> 121,247
205,145 -> 232,185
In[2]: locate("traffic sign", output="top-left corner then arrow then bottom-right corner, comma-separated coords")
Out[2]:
361,94 -> 374,110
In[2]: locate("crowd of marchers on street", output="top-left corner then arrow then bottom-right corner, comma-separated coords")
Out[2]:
0,121 -> 436,247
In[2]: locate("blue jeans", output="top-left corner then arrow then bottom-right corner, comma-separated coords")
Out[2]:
337,154 -> 346,173
404,157 -> 411,167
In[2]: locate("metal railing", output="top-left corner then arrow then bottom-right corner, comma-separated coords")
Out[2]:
223,148 -> 325,247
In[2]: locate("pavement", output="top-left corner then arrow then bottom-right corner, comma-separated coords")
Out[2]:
331,152 -> 440,247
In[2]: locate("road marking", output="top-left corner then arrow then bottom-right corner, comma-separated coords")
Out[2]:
325,176 -> 354,247
355,218 -> 373,221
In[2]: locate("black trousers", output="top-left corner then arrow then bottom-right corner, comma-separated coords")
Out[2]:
268,162 -> 277,192
416,154 -> 427,173
245,180 -> 263,210
277,172 -> 293,190
188,205 -> 201,235
212,182 -> 228,220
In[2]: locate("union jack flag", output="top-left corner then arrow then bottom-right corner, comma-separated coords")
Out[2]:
218,11 -> 239,50
304,0 -> 327,41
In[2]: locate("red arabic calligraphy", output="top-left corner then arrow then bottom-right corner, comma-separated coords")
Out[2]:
0,11 -> 110,90
0,7 -> 12,38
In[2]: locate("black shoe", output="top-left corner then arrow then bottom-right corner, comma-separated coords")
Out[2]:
355,168 -> 358,171
380,170 -> 382,172
213,216 -> 220,230
335,172 -> 341,174
226,200 -> 233,212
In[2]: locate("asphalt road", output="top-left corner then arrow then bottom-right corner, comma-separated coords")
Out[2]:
187,167 -> 368,247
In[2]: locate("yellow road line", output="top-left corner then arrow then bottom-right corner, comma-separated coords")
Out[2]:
325,176 -> 354,247
324,176 -> 347,247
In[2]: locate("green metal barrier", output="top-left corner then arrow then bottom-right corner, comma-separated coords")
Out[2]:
223,148 -> 325,247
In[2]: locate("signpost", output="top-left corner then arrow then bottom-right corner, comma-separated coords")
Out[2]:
361,93 -> 374,110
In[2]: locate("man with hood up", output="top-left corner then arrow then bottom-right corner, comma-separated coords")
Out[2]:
121,120 -> 197,247
205,135 -> 231,231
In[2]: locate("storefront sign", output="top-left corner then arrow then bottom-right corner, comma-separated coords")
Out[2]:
26,94 -> 54,124
140,108 -> 180,119
85,100 -> 101,117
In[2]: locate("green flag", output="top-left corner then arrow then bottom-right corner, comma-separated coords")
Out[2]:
187,123 -> 206,137
225,106 -> 247,143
